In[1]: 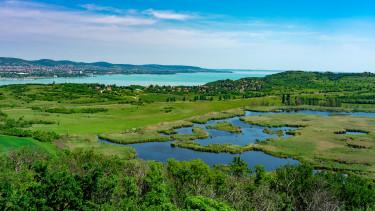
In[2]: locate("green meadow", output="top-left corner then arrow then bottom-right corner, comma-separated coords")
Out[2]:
0,135 -> 57,155
0,72 -> 375,178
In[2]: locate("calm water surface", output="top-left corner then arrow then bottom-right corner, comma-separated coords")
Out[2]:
0,70 -> 277,86
99,109 -> 375,169
175,117 -> 296,146
344,131 -> 368,135
99,139 -> 298,171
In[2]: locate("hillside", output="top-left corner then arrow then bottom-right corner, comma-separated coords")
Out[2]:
206,71 -> 375,92
0,57 -> 224,78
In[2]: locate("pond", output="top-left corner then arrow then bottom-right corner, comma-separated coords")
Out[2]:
344,131 -> 368,135
175,117 -> 297,146
99,138 -> 299,171
99,109 -> 375,170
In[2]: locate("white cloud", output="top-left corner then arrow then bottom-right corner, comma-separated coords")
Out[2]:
145,9 -> 192,20
1,1 -> 375,72
89,15 -> 156,26
81,4 -> 123,14
0,1 -> 156,27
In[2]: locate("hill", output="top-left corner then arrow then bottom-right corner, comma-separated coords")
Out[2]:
206,71 -> 375,92
0,57 -> 225,78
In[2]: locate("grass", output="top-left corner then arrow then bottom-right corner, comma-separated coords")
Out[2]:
207,122 -> 242,133
262,128 -> 284,136
3,99 -> 257,135
171,141 -> 247,154
171,127 -> 209,141
241,115 -> 307,128
243,114 -> 375,177
1,93 -> 269,158
1,84 -> 375,177
189,108 -> 245,124
244,105 -> 375,113
55,135 -> 136,159
1,94 -> 263,157
99,131 -> 170,144
0,135 -> 57,155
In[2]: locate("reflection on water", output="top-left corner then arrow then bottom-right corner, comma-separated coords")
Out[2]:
175,117 -> 296,146
99,138 -> 299,171
99,109 -> 375,170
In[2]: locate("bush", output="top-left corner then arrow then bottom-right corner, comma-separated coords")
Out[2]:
185,195 -> 234,211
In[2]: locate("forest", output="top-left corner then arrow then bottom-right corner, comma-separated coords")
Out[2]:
1,149 -> 374,210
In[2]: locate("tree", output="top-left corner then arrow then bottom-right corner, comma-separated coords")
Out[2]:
230,157 -> 249,177
185,195 -> 234,211
254,165 -> 266,184
142,163 -> 176,210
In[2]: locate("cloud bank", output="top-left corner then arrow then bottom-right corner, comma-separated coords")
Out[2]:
1,0 -> 375,72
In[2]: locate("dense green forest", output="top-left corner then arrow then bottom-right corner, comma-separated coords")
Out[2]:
148,71 -> 375,106
1,149 -> 374,210
3,71 -> 375,106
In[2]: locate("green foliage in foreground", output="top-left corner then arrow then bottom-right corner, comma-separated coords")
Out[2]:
0,149 -> 374,211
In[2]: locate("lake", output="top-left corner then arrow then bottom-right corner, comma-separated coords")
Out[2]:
175,117 -> 297,146
99,139 -> 299,171
0,70 -> 278,86
99,109 -> 375,170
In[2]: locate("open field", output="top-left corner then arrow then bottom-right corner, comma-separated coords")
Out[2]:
0,135 -> 57,155
2,98 -> 268,135
0,86 -> 277,157
1,72 -> 375,178
2,92 -> 375,176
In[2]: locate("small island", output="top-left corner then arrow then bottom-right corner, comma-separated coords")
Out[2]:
207,122 -> 242,133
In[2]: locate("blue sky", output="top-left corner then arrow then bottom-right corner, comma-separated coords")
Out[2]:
1,0 -> 375,71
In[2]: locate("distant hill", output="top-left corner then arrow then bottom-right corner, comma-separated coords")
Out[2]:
205,70 -> 375,93
0,57 -> 226,78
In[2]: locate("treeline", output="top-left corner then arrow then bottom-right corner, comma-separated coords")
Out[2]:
2,71 -> 375,107
148,71 -> 375,107
280,93 -> 375,107
0,149 -> 374,210
31,106 -> 108,114
281,94 -> 342,107
4,84 -> 138,103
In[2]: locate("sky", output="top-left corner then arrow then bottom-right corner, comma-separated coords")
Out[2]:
1,0 -> 375,72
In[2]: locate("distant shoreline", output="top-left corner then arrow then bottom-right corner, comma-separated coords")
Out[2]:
0,71 -> 273,87
0,70 -> 235,81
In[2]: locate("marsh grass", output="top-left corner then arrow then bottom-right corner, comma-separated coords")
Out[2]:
207,122 -> 242,133
244,114 -> 375,177
171,127 -> 209,141
98,131 -> 170,144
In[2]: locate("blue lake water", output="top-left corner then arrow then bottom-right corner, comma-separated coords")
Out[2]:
99,111 -> 301,170
99,139 -> 298,171
99,109 -> 375,170
0,70 -> 278,86
175,117 -> 296,146
344,131 -> 368,135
